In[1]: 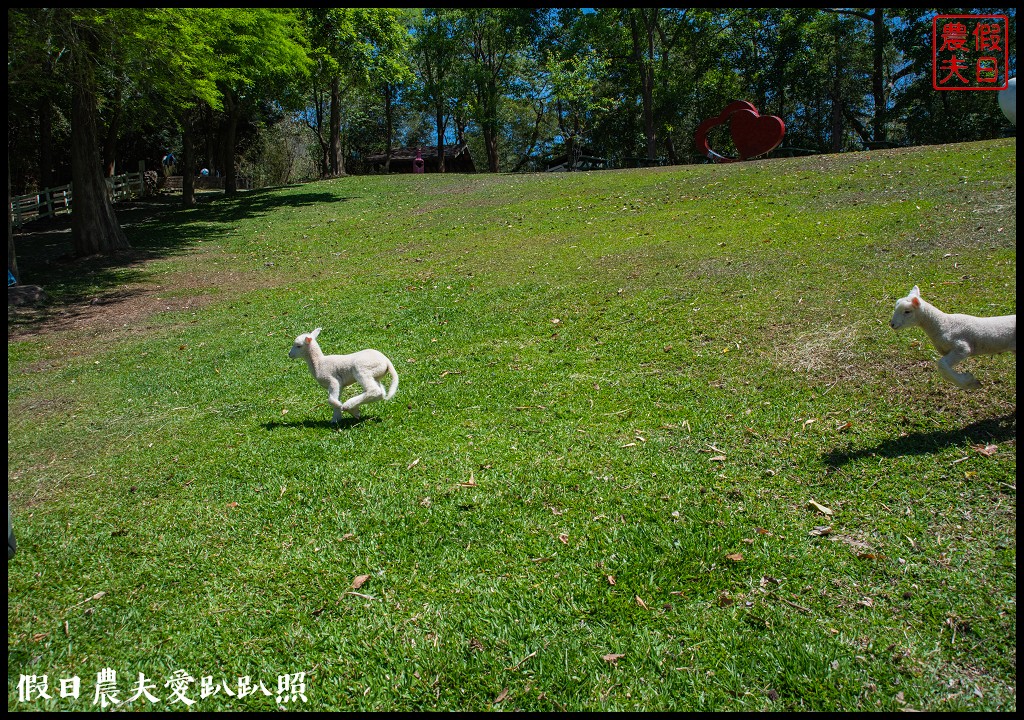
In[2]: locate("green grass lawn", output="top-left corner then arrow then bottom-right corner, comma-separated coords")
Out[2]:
7,138 -> 1016,711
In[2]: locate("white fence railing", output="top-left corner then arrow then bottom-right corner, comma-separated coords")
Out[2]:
10,183 -> 74,228
10,165 -> 147,228
107,171 -> 146,203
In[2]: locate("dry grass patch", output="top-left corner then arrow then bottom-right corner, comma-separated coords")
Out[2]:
771,322 -> 868,382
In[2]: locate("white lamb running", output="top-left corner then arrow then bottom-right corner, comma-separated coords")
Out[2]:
889,285 -> 1016,389
289,328 -> 398,420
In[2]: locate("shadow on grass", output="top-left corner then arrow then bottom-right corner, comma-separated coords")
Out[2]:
120,188 -> 355,264
262,416 -> 381,431
11,188 -> 352,294
188,188 -> 355,231
10,187 -> 354,333
822,411 -> 1017,468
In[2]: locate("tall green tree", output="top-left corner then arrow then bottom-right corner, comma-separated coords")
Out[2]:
54,8 -> 131,256
206,9 -> 309,193
721,9 -> 850,152
887,8 -> 1016,146
302,8 -> 408,177
545,48 -> 612,170
368,11 -> 415,173
456,8 -> 542,172
824,7 -> 905,147
622,8 -> 662,164
412,10 -> 462,172
808,10 -> 873,151
584,8 -> 722,166
124,9 -> 223,207
7,7 -> 68,192
643,9 -> 729,164
8,8 -> 219,260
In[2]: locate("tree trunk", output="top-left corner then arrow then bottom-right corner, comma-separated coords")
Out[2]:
384,84 -> 393,174
8,156 -> 18,283
664,134 -> 677,166
829,75 -> 845,153
479,73 -> 500,172
455,117 -> 467,147
510,98 -> 544,173
870,8 -> 887,143
102,88 -> 122,177
181,114 -> 196,207
329,75 -> 343,176
423,47 -> 447,173
313,92 -> 329,177
829,8 -> 888,144
843,106 -> 872,145
70,50 -> 129,257
38,98 -> 55,190
483,125 -> 499,172
481,76 -> 500,172
221,88 -> 240,195
224,109 -> 238,194
205,105 -> 217,176
435,104 -> 447,174
629,10 -> 658,165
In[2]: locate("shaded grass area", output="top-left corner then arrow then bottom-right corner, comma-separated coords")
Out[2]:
7,139 -> 1016,711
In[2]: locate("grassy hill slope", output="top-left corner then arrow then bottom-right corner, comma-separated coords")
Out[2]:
8,138 -> 1016,711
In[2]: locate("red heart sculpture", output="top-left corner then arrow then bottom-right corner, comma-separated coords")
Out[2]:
694,101 -> 785,163
730,109 -> 786,160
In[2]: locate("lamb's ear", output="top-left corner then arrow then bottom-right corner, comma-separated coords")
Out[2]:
304,335 -> 312,344
311,327 -> 322,339
910,285 -> 920,298
911,296 -> 920,307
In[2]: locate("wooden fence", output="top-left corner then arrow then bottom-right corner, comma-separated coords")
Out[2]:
10,161 -> 147,228
10,183 -> 74,228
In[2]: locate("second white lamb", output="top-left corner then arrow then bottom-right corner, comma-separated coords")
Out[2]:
889,285 -> 1015,389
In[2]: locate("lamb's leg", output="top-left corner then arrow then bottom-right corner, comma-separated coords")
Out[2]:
326,379 -> 346,422
340,368 -> 386,418
936,343 -> 981,389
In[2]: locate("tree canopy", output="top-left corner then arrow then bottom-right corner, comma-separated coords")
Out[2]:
7,7 -> 1017,256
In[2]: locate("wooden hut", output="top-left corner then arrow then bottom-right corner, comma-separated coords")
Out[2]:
364,144 -> 476,174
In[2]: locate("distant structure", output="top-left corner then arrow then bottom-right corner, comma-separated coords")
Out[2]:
364,144 -> 475,174
545,146 -> 607,172
998,77 -> 1016,126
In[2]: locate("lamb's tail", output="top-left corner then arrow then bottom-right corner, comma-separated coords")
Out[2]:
385,358 -> 399,400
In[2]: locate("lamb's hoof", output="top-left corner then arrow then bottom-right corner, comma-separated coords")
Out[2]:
348,407 -> 362,420
962,378 -> 982,391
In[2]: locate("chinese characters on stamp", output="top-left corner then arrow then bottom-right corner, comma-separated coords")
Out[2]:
932,14 -> 1009,91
